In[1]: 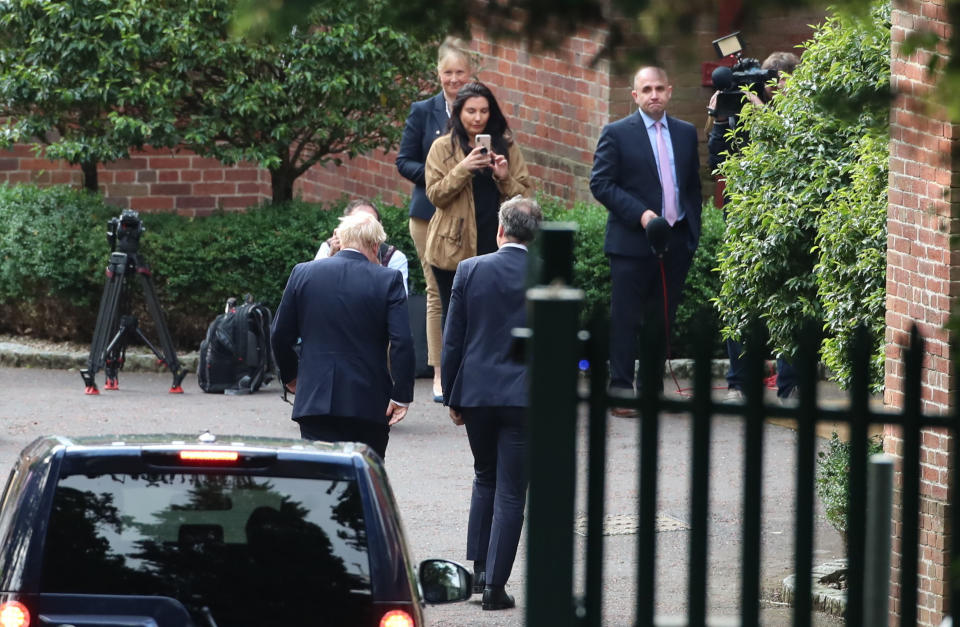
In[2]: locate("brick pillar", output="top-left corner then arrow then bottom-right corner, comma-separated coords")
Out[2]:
886,2 -> 959,624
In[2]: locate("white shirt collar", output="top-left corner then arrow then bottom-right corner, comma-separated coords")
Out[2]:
639,109 -> 667,129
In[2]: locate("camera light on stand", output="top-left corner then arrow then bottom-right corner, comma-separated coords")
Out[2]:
712,32 -> 744,58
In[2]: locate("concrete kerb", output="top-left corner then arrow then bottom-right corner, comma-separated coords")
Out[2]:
0,344 -> 724,379
0,342 -> 199,373
1,341 -> 832,384
781,559 -> 848,618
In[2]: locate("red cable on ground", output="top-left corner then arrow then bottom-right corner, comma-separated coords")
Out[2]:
658,258 -> 726,398
658,259 -> 688,396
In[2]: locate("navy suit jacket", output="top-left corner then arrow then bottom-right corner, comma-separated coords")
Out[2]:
442,246 -> 529,409
271,250 -> 415,423
590,111 -> 702,258
396,93 -> 448,221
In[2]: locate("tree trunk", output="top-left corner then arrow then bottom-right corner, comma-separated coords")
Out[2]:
270,169 -> 295,203
80,161 -> 99,193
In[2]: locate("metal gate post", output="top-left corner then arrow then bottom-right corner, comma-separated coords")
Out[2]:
525,225 -> 583,627
863,453 -> 894,626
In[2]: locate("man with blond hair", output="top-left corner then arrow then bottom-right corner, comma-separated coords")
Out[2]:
272,211 -> 415,460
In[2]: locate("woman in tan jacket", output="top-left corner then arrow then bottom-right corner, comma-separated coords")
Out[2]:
425,81 -> 532,322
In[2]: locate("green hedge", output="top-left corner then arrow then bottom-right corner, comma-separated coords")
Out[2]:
716,0 -> 890,392
815,431 -> 884,538
0,185 -> 724,356
541,195 -> 725,358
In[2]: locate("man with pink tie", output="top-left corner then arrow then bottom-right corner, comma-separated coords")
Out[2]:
589,66 -> 702,415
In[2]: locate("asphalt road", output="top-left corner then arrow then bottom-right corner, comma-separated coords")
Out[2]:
0,366 -> 846,626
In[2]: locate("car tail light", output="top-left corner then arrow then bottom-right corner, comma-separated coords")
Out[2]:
179,450 -> 240,462
379,609 -> 414,627
0,601 -> 29,627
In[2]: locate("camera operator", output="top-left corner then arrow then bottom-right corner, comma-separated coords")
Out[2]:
706,50 -> 799,403
707,51 -> 799,173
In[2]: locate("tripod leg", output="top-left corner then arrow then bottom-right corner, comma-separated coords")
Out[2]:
135,265 -> 187,393
102,315 -> 134,391
81,253 -> 128,395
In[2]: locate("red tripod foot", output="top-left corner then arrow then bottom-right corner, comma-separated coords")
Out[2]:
169,386 -> 184,394
104,378 -> 119,391
84,385 -> 100,395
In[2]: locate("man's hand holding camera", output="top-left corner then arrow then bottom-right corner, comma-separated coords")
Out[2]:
707,89 -> 764,123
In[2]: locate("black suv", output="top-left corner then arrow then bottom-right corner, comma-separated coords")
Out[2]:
0,434 -> 470,627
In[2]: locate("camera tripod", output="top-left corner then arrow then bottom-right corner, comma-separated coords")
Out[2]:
80,212 -> 187,395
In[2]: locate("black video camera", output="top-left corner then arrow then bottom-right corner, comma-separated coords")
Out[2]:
107,210 -> 145,254
710,32 -> 778,119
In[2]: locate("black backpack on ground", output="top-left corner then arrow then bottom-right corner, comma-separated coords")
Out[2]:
198,296 -> 275,394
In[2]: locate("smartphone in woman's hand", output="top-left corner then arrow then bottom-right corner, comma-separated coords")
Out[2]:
475,134 -> 492,153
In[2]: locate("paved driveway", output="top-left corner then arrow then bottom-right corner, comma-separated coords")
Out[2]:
0,367 -> 846,625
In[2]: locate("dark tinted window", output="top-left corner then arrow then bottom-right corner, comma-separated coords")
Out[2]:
41,473 -> 372,626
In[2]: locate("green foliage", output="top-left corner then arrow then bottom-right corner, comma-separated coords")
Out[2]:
0,185 -> 115,337
676,201 -> 725,357
0,0 -> 439,200
815,431 -> 884,537
816,133 -> 888,390
541,196 -> 610,322
0,185 -> 112,303
182,0 -> 439,202
716,0 -> 890,391
0,186 -> 725,355
0,186 -> 421,347
540,195 -> 725,357
0,0 -> 219,186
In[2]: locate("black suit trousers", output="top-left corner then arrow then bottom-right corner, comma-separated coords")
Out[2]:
297,415 -> 390,461
608,220 -> 694,391
462,406 -> 528,587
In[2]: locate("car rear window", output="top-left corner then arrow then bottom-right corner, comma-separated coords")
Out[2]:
40,472 -> 372,626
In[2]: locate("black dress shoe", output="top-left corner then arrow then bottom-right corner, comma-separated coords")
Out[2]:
481,585 -> 515,610
472,570 -> 485,594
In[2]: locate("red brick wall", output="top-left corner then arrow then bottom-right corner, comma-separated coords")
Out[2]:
299,23 -> 612,206
0,145 -> 272,216
886,2 -> 958,624
0,12 -> 823,213
300,10 -> 824,210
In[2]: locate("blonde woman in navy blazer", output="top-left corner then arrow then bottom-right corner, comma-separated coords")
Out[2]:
396,37 -> 473,402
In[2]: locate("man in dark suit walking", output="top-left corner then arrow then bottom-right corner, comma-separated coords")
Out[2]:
271,211 -> 415,460
442,195 -> 542,611
590,66 -> 702,415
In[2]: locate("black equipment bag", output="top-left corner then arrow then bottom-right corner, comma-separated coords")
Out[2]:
198,296 -> 275,394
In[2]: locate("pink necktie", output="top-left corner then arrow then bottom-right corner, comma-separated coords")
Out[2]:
655,120 -> 678,226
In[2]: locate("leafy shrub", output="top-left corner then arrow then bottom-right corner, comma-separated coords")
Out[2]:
716,0 -> 890,391
0,188 -> 421,348
815,431 -> 885,538
541,195 -> 725,357
0,185 -> 723,356
676,201 -> 725,357
816,132 -> 888,390
0,185 -> 115,338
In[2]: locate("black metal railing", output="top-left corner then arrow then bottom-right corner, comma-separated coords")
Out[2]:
524,225 -> 957,627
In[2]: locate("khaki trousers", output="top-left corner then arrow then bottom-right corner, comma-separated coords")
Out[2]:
409,216 -> 442,367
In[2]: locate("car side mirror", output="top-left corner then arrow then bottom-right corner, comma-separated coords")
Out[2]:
418,559 -> 472,604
